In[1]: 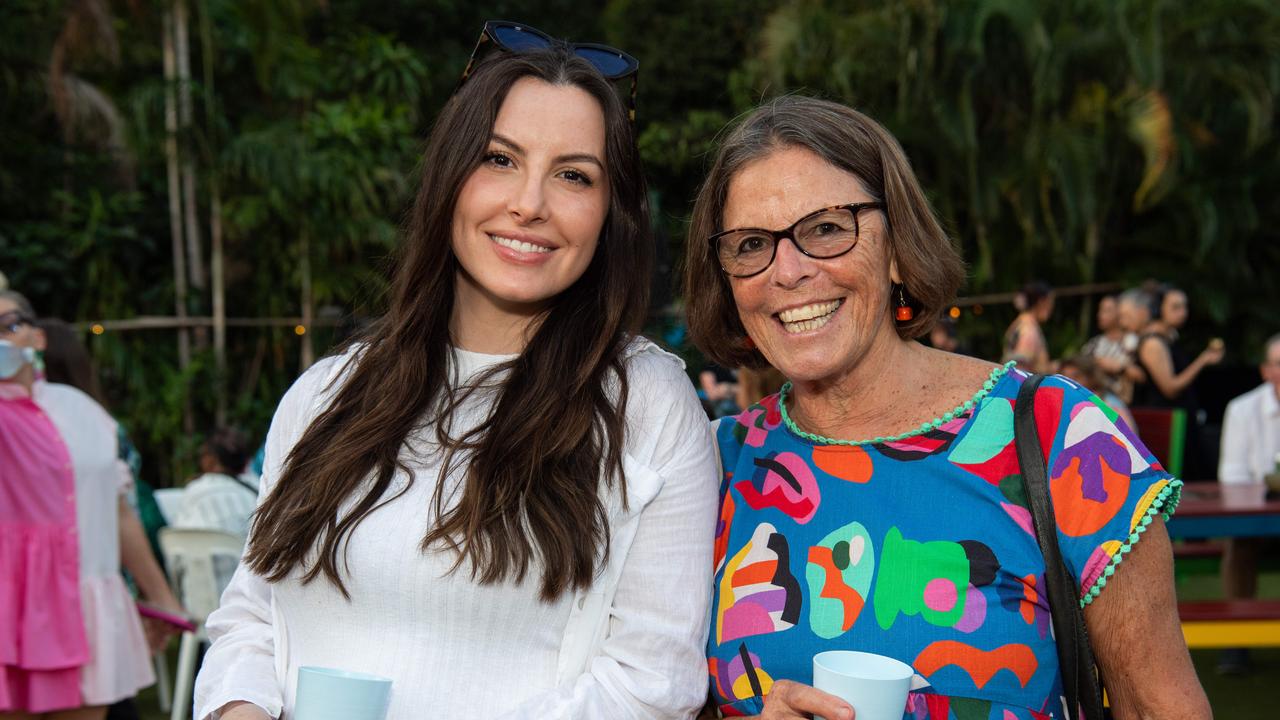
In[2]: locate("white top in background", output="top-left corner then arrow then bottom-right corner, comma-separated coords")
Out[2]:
171,472 -> 259,541
194,339 -> 719,720
1219,382 -> 1280,484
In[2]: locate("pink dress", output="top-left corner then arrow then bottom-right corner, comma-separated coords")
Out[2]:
0,382 -> 87,713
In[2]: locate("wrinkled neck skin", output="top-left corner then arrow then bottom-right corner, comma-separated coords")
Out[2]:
787,317 -> 927,440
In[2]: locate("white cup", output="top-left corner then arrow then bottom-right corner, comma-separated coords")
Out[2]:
812,650 -> 914,720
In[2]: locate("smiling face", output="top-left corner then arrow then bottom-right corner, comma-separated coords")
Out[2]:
450,77 -> 610,329
724,145 -> 895,384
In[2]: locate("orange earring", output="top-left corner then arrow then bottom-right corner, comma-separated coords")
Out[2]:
743,335 -> 756,350
895,284 -> 915,322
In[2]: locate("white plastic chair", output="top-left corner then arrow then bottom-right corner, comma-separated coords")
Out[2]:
158,527 -> 246,720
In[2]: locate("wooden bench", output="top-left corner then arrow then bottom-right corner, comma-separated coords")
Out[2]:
1173,540 -> 1224,559
1179,599 -> 1280,648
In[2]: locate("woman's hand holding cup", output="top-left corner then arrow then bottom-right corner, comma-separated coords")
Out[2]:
751,679 -> 853,720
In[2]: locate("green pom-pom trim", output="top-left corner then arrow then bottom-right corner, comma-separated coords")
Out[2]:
779,361 -> 1016,446
1078,478 -> 1183,608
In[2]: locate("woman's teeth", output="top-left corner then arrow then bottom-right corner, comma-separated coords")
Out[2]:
778,300 -> 842,333
491,234 -> 551,254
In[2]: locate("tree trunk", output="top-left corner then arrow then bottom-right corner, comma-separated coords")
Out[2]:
163,5 -> 193,434
211,188 -> 226,424
175,0 -> 207,354
199,0 -> 225,424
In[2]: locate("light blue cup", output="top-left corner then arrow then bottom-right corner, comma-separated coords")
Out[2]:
293,666 -> 392,720
812,651 -> 913,720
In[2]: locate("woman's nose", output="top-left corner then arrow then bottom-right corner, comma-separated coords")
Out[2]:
508,175 -> 547,224
769,236 -> 814,287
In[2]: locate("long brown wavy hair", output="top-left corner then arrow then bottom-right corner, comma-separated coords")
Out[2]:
245,47 -> 652,601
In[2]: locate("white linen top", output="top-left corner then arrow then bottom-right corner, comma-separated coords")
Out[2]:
1218,382 -> 1280,484
194,339 -> 719,720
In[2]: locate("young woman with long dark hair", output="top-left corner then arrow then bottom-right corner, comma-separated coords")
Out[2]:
194,31 -> 718,720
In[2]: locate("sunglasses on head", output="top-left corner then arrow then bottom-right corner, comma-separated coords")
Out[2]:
458,20 -> 640,122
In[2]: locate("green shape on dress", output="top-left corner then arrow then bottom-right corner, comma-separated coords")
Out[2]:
945,397 -> 1014,464
873,526 -> 969,630
806,521 -> 874,639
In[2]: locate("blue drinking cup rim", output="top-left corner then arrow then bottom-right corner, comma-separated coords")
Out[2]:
298,666 -> 393,684
813,650 -> 914,681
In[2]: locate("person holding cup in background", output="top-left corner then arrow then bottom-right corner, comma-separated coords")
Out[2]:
195,26 -> 718,720
684,97 -> 1210,719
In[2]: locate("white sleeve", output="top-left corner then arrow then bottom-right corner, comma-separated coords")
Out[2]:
194,355 -> 349,720
496,350 -> 720,719
194,558 -> 282,719
1218,396 -> 1252,485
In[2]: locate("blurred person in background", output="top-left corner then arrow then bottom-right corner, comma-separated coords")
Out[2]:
928,313 -> 959,353
1214,333 -> 1280,675
171,427 -> 257,542
1002,280 -> 1054,373
1081,295 -> 1141,403
1058,354 -> 1137,430
1134,284 -> 1223,479
699,362 -> 741,418
37,318 -> 154,720
37,320 -> 154,540
0,291 -> 185,720
1,319 -> 90,717
733,365 -> 786,412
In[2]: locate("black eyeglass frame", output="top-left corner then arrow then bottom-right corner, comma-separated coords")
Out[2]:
708,202 -> 887,279
458,20 -> 641,123
0,311 -> 34,335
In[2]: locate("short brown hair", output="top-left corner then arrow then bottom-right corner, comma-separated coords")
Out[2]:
683,95 -> 965,369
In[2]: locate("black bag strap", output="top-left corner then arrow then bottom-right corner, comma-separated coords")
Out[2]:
1014,374 -> 1106,720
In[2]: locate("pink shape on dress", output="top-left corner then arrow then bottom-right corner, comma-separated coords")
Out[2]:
923,578 -> 958,613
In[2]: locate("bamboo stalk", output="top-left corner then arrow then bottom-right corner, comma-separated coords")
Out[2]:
199,0 -> 225,424
175,0 -> 206,296
162,7 -> 190,371
162,5 -> 194,435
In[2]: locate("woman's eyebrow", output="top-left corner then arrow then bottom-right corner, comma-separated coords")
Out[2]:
491,134 -> 603,169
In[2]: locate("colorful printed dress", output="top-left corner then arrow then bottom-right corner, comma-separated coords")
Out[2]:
706,366 -> 1180,720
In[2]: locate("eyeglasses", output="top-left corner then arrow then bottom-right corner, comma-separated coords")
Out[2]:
0,311 -> 33,335
708,202 -> 886,278
458,21 -> 641,122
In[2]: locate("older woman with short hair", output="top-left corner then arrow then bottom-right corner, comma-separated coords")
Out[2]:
686,96 -> 1208,720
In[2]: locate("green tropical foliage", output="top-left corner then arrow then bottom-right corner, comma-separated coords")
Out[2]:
1,0 -> 1277,484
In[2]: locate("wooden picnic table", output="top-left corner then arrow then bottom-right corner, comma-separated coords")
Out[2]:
1166,482 -> 1280,540
1166,482 -> 1280,647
